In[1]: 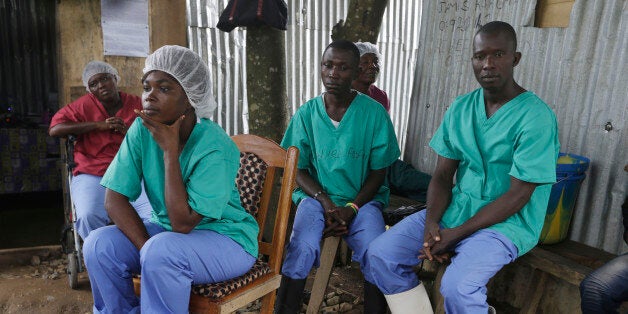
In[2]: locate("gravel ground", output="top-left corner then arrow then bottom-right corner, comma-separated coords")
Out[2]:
0,245 -> 366,313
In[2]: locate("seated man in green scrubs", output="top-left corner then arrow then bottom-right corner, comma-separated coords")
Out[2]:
274,40 -> 401,314
366,21 -> 560,313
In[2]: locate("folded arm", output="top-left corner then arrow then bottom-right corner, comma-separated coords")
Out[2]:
49,117 -> 127,137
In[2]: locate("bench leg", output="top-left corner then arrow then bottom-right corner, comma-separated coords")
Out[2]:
432,264 -> 446,314
521,269 -> 548,314
306,236 -> 341,314
339,240 -> 351,266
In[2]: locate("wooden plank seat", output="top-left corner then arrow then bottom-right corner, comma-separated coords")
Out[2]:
306,195 -> 425,313
303,191 -> 624,313
301,192 -> 623,313
423,240 -> 623,313
513,241 -> 620,313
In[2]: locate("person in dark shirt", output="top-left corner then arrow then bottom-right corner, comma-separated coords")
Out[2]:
579,164 -> 628,313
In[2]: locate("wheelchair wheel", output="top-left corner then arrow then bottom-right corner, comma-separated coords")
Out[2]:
60,225 -> 74,254
68,252 -> 79,289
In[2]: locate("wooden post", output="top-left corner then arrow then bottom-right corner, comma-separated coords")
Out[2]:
331,0 -> 389,42
148,0 -> 187,51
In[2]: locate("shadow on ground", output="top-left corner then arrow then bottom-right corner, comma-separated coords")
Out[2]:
0,191 -> 64,250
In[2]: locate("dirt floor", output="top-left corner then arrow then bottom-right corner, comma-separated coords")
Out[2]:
0,192 -> 95,313
0,192 -> 524,313
0,191 -> 367,313
0,245 -> 365,314
0,246 -> 92,314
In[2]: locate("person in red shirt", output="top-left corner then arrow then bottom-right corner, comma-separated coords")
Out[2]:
49,61 -> 152,240
351,42 -> 390,112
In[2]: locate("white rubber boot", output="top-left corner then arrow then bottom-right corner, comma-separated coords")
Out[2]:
384,284 -> 434,314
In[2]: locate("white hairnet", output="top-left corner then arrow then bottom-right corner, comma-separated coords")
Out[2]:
354,42 -> 382,61
82,61 -> 120,92
143,45 -> 217,119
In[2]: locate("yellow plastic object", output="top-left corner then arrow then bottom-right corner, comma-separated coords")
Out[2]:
539,172 -> 586,244
557,155 -> 576,164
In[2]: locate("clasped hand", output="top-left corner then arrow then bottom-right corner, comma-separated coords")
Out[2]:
104,117 -> 127,134
322,205 -> 355,238
419,223 -> 462,263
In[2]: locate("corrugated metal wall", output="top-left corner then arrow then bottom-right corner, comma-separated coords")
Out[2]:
378,0 -> 421,152
0,0 -> 57,122
406,0 -> 627,254
187,0 -> 421,152
189,0 -> 626,254
187,0 -> 248,135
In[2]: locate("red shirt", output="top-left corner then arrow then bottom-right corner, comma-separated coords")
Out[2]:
367,85 -> 390,112
49,92 -> 142,176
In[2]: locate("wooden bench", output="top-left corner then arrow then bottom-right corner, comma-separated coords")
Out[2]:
513,240 -> 620,313
421,240 -> 622,313
304,194 -> 624,313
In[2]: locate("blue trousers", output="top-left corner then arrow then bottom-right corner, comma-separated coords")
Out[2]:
366,210 -> 518,314
281,198 -> 386,283
70,174 -> 152,239
580,253 -> 628,313
83,222 -> 256,314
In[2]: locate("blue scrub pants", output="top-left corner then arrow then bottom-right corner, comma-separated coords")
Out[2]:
281,198 -> 386,283
70,174 -> 152,239
367,210 -> 518,314
83,222 -> 256,314
580,253 -> 628,313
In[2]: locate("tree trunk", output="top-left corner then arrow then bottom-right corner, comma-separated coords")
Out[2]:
245,26 -> 288,143
331,0 -> 389,43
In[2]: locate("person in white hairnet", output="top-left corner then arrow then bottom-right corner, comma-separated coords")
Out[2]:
83,45 -> 258,313
352,41 -> 389,112
352,42 -> 432,205
49,61 -> 152,240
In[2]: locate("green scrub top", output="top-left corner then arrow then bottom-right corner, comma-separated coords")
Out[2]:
430,89 -> 559,255
281,93 -> 401,207
101,117 -> 259,257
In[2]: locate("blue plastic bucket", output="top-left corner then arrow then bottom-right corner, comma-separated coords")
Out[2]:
556,152 -> 590,176
539,153 -> 590,244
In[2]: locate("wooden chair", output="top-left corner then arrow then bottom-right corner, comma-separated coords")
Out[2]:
133,134 -> 299,313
